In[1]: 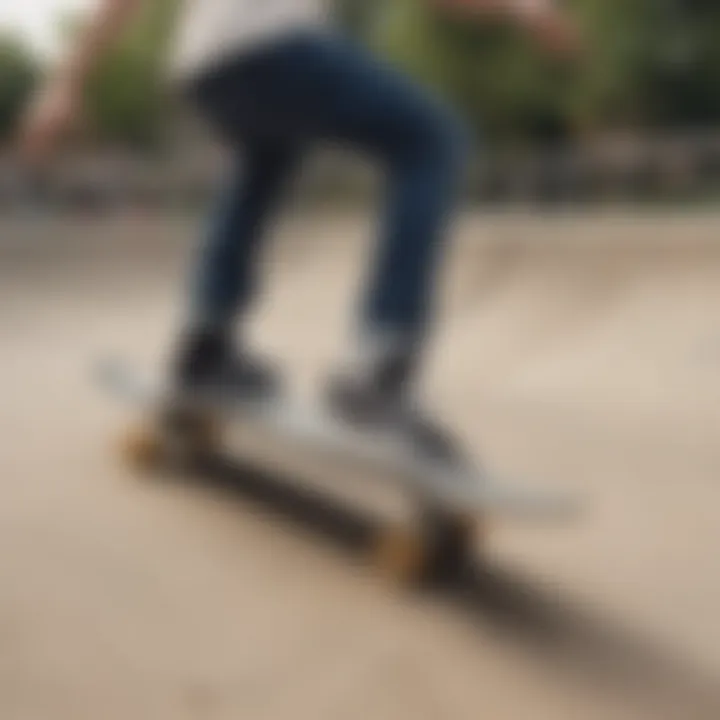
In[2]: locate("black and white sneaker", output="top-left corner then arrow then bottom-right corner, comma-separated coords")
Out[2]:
325,349 -> 461,466
170,328 -> 282,407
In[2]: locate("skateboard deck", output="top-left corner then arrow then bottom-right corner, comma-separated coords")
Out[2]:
94,356 -> 582,522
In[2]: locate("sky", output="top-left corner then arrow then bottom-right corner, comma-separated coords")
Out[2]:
0,1 -> 93,54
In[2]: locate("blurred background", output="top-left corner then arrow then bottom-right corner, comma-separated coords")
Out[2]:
1,3 -> 720,720
3,0 -> 720,208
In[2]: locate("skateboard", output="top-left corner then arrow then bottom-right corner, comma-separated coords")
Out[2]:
94,356 -> 581,585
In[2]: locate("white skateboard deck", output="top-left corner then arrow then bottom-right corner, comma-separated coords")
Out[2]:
94,357 -> 582,521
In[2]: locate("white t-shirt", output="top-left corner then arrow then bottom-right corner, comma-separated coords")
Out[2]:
168,0 -> 329,81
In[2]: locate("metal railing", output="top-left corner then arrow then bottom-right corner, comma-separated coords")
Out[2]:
3,131 -> 720,213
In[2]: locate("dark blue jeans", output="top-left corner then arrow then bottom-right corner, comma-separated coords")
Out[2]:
186,31 -> 469,349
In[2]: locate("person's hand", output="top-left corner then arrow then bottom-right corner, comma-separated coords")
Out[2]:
513,2 -> 583,59
17,78 -> 84,167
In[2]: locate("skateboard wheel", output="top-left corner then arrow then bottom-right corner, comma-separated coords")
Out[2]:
373,526 -> 430,585
120,425 -> 167,472
373,511 -> 479,586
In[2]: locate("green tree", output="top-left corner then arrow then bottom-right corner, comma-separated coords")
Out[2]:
334,0 -> 384,38
63,0 -> 180,148
368,0 -> 720,143
0,33 -> 39,143
369,0 -> 581,145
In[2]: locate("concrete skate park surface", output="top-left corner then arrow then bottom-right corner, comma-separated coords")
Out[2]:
2,209 -> 720,719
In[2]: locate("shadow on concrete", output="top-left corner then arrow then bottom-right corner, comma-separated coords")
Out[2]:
447,564 -> 720,719
171,454 -> 720,720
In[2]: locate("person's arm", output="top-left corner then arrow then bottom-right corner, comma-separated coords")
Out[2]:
430,0 -> 581,56
18,0 -> 147,164
431,0 -> 555,22
56,0 -> 146,89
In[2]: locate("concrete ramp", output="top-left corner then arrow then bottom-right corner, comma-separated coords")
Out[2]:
1,212 -> 720,720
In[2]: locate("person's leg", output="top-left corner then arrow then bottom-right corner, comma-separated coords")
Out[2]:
171,34 -> 468,446
353,97 -> 467,392
173,138 -> 302,394
188,141 -> 302,330
202,33 -> 470,452
211,34 -> 469,398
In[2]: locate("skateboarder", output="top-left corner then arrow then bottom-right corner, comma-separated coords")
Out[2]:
19,0 -> 580,455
